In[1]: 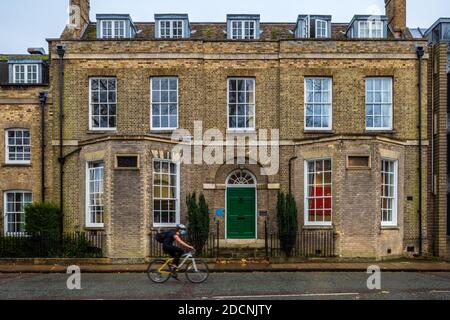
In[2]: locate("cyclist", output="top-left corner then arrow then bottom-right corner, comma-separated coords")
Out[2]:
162,224 -> 194,269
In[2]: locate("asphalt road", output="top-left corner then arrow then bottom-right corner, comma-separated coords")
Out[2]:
1,272 -> 450,300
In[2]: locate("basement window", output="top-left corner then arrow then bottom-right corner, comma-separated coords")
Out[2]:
347,156 -> 370,169
115,155 -> 139,169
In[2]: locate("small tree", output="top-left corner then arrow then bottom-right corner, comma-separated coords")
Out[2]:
276,192 -> 298,257
24,202 -> 61,237
186,192 -> 210,254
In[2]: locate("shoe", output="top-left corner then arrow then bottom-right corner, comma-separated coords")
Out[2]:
171,273 -> 180,281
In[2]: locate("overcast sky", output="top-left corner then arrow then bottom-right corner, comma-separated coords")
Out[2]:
0,0 -> 449,53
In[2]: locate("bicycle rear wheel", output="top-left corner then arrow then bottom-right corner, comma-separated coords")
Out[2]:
185,259 -> 209,283
147,259 -> 171,283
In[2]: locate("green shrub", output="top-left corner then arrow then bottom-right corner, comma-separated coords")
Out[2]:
186,192 -> 210,254
277,192 -> 298,257
24,202 -> 61,237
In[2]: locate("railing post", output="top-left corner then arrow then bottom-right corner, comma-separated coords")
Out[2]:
216,220 -> 220,259
264,219 -> 268,259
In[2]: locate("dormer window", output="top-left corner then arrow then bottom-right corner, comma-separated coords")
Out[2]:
159,20 -> 184,38
100,20 -> 126,39
155,14 -> 190,39
12,64 -> 38,84
231,20 -> 256,39
358,20 -> 383,38
295,15 -> 331,39
346,15 -> 387,39
227,15 -> 260,40
315,19 -> 329,38
96,14 -> 137,39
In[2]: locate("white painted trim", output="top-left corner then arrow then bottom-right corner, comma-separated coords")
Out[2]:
304,77 -> 333,131
227,77 -> 256,131
157,20 -> 185,39
357,20 -> 384,39
304,158 -> 333,227
225,170 -> 258,240
315,19 -> 328,38
365,77 -> 393,131
12,64 -> 39,84
150,77 -> 179,131
380,158 -> 398,227
99,20 -> 128,39
85,161 -> 105,228
229,20 -> 257,40
3,190 -> 32,235
88,77 -> 117,131
4,128 -> 31,165
151,159 -> 181,227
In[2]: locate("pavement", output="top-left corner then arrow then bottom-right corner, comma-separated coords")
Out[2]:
2,260 -> 450,273
1,271 -> 450,300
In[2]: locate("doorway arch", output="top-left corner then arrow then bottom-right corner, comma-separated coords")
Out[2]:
225,170 -> 257,239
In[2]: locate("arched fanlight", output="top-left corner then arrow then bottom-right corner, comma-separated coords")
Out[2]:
227,170 -> 256,185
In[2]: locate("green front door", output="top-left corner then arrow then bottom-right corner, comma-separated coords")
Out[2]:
226,187 -> 256,239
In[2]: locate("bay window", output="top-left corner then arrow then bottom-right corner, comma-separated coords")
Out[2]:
153,159 -> 180,226
86,162 -> 104,228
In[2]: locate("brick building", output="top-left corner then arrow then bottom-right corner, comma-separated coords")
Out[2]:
0,49 -> 51,235
419,18 -> 450,260
0,0 -> 431,261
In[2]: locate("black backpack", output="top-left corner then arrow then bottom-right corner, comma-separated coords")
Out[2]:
155,230 -> 172,244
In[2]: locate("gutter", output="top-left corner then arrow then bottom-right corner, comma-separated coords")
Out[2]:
416,45 -> 425,255
56,45 -> 66,237
38,92 -> 48,202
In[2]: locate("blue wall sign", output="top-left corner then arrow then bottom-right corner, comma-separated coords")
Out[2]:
215,208 -> 224,217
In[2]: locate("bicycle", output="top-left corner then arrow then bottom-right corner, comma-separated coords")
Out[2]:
147,249 -> 209,283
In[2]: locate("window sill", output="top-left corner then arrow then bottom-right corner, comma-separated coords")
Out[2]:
365,130 -> 395,134
381,225 -> 399,230
87,130 -> 117,134
226,129 -> 256,134
302,224 -> 333,230
2,163 -> 32,167
303,130 -> 335,134
84,226 -> 105,231
150,130 -> 177,134
0,83 -> 49,87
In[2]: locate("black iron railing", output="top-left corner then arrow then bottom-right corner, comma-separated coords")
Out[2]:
0,232 -> 106,258
268,229 -> 336,258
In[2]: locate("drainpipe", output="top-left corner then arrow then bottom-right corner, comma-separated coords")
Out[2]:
57,44 -> 66,237
38,91 -> 48,202
416,45 -> 425,255
288,156 -> 298,195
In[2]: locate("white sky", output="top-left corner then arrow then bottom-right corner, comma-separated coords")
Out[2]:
0,0 -> 449,53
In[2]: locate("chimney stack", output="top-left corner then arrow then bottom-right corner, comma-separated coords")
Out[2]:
65,0 -> 90,38
385,0 -> 407,38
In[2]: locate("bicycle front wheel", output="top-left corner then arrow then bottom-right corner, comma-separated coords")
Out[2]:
147,259 -> 171,283
185,259 -> 209,283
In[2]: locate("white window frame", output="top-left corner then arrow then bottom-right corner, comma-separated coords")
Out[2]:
3,190 -> 32,235
158,20 -> 185,39
227,77 -> 256,132
315,19 -> 328,38
5,128 -> 31,165
358,20 -> 384,38
381,159 -> 398,227
365,77 -> 393,131
231,20 -> 257,39
150,77 -> 179,131
85,162 -> 105,228
12,64 -> 38,84
89,77 -> 117,131
304,77 -> 333,131
304,158 -> 333,226
152,159 -> 180,227
100,20 -> 126,39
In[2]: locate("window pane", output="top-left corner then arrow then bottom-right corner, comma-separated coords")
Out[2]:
153,160 -> 178,225
305,159 -> 332,224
